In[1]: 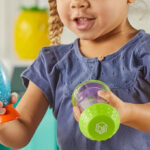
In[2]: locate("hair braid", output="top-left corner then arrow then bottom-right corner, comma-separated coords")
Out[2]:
48,0 -> 64,45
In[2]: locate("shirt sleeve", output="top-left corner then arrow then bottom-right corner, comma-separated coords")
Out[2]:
138,41 -> 150,84
21,47 -> 57,108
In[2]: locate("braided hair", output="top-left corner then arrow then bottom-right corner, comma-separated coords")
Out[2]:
48,0 -> 64,45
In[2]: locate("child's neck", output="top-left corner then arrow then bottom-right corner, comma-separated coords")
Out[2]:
79,23 -> 138,61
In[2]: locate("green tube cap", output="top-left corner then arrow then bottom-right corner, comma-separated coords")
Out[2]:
79,103 -> 120,141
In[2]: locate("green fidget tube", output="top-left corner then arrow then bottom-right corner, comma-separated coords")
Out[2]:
72,80 -> 120,141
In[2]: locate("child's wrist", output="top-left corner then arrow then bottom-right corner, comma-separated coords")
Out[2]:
121,102 -> 133,124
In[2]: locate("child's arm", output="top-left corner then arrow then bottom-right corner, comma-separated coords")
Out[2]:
73,90 -> 150,133
0,81 -> 49,149
98,90 -> 150,132
121,103 -> 150,132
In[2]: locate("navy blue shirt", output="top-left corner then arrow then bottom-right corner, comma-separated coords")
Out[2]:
22,30 -> 150,150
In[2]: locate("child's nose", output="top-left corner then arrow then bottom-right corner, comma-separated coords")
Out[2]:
70,0 -> 89,9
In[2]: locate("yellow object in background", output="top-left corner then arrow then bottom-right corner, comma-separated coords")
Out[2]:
14,7 -> 50,60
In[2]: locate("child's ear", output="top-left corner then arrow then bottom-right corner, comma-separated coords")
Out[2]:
127,0 -> 136,4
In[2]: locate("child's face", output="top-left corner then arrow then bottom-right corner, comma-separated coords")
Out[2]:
57,0 -> 132,40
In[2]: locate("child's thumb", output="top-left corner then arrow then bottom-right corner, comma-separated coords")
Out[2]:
98,90 -> 112,103
98,90 -> 121,108
11,92 -> 19,104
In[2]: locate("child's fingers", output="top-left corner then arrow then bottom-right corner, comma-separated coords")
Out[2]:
0,92 -> 18,115
98,90 -> 120,108
0,107 -> 6,115
98,90 -> 112,102
0,101 -> 3,108
73,106 -> 81,122
0,101 -> 6,115
10,92 -> 18,104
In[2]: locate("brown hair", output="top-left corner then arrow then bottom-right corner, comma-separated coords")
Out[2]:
48,0 -> 64,45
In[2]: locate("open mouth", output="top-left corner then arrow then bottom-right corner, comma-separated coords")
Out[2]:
74,17 -> 95,25
73,17 -> 95,30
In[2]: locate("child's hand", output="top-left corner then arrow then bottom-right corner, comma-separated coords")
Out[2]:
98,90 -> 128,123
73,90 -> 128,123
73,106 -> 81,122
0,93 -> 18,115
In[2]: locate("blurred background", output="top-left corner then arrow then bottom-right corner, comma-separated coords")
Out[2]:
0,0 -> 150,150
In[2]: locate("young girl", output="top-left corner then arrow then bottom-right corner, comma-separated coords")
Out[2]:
1,0 -> 150,149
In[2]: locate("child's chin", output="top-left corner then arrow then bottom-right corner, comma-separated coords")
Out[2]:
79,36 -> 97,41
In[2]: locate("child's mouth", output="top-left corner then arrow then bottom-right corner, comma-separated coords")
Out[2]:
73,17 -> 95,30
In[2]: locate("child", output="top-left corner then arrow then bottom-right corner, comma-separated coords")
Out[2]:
1,0 -> 150,149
